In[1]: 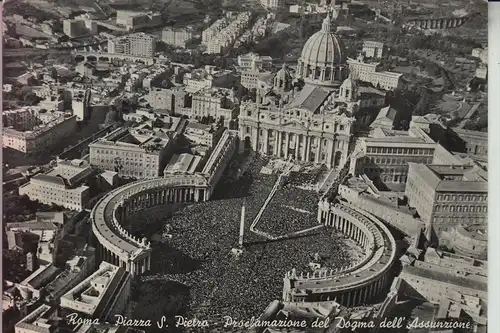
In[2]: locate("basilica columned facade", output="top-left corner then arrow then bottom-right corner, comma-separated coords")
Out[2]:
238,11 -> 356,169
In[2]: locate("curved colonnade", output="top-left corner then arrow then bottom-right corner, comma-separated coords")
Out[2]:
92,175 -> 210,275
91,131 -> 237,276
282,200 -> 396,307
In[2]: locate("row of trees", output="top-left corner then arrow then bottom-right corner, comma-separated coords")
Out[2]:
2,192 -> 64,224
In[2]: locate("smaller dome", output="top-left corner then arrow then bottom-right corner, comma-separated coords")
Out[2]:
341,74 -> 358,89
274,64 -> 293,92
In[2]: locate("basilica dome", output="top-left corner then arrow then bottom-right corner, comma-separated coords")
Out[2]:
296,11 -> 349,89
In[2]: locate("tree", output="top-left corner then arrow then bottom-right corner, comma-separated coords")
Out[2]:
104,109 -> 119,126
23,92 -> 40,106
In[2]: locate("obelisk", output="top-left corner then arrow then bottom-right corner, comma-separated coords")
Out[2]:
238,200 -> 246,247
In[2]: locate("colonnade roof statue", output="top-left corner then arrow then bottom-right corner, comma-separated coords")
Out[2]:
296,9 -> 349,89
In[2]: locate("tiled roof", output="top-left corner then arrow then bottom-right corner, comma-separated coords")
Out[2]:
290,85 -> 329,113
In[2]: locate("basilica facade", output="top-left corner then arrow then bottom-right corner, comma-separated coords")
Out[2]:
238,11 -> 357,169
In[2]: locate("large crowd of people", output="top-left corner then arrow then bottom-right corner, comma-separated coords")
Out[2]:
131,156 -> 353,330
258,170 -> 323,237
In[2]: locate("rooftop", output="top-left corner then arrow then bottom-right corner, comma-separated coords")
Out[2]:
6,221 -> 59,232
409,163 -> 487,193
186,122 -> 212,131
164,153 -> 201,174
60,262 -> 129,316
91,127 -> 172,153
402,265 -> 487,292
289,85 -> 330,113
20,264 -> 60,290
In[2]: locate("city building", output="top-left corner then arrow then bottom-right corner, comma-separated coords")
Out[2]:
19,160 -> 93,211
338,175 -> 425,236
14,305 -> 71,333
2,108 -> 77,155
202,12 -> 252,54
347,54 -> 402,90
63,15 -> 97,38
60,262 -> 131,321
370,106 -> 397,130
146,86 -> 193,115
202,18 -> 228,45
240,67 -> 272,90
350,127 -> 447,187
115,10 -> 162,31
237,52 -> 273,71
357,86 -> 386,109
471,47 -> 488,65
450,128 -> 488,157
183,65 -> 234,93
362,40 -> 385,59
15,264 -> 61,301
3,107 -> 41,131
442,224 -> 487,260
43,245 -> 96,303
289,3 -> 331,15
89,126 -> 176,179
261,0 -> 285,9
398,248 -> 487,325
475,65 -> 487,79
108,33 -> 157,58
6,211 -> 87,261
161,26 -> 194,48
5,230 -> 39,253
70,89 -> 92,121
190,88 -> 238,123
184,122 -> 224,147
405,163 -> 487,233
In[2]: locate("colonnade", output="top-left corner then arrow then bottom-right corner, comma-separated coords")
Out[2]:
319,208 -> 373,251
97,241 -> 151,276
120,186 -> 206,217
247,129 -> 346,168
96,184 -> 209,276
204,131 -> 237,189
282,201 -> 395,307
328,274 -> 390,307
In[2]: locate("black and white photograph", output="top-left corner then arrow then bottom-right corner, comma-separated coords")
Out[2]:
0,0 -> 492,332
